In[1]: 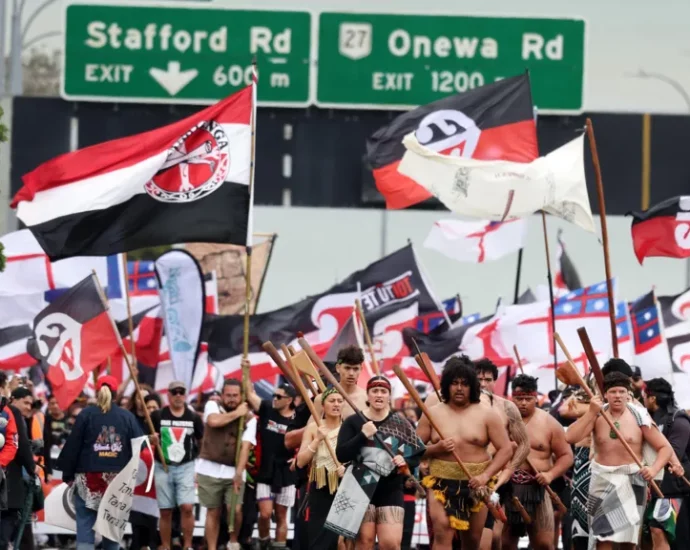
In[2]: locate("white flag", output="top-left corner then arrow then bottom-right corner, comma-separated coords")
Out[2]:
398,134 -> 595,233
424,218 -> 527,263
95,436 -> 152,543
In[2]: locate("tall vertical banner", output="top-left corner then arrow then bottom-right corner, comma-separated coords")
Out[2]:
155,250 -> 205,390
95,436 -> 153,543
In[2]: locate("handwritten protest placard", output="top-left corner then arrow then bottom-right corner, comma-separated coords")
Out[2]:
95,436 -> 152,543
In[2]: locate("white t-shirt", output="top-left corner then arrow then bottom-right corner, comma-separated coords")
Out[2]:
195,400 -> 258,480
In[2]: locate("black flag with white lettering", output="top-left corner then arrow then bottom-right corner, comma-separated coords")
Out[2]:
206,244 -> 440,381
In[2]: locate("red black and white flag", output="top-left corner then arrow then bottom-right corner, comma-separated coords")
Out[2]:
366,73 -> 538,210
0,324 -> 35,371
628,196 -> 690,264
29,274 -> 120,409
12,84 -> 255,261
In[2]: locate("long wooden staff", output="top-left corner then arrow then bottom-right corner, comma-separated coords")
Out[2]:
411,338 -> 442,400
297,337 -> 425,492
586,118 -> 618,358
554,332 -> 663,498
262,342 -> 301,388
512,345 -> 526,375
577,328 -> 605,396
355,299 -> 380,376
512,497 -> 532,525
524,457 -> 568,515
281,344 -> 340,466
392,364 -> 508,523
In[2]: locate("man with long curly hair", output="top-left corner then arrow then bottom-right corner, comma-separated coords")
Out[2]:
417,355 -> 512,549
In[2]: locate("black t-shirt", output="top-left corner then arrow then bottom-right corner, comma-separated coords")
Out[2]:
287,402 -> 312,486
151,406 -> 204,466
256,399 -> 295,483
336,411 -> 421,507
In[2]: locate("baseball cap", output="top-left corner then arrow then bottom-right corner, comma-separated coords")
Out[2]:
168,381 -> 187,392
96,375 -> 118,392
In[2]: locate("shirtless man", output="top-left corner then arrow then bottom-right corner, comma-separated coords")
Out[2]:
502,374 -> 573,550
286,345 -> 368,450
566,372 -> 672,550
417,355 -> 513,549
475,359 -> 530,550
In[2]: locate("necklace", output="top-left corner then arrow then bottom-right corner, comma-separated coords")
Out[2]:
609,409 -> 625,439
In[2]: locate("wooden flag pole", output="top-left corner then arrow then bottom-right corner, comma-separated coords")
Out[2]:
540,212 -> 559,389
92,271 -> 167,471
513,248 -> 524,304
585,118 -> 618,358
230,59 -> 258,534
121,252 -> 136,363
355,299 -> 380,376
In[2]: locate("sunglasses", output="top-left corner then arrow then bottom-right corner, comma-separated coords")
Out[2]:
272,393 -> 288,400
170,388 -> 186,396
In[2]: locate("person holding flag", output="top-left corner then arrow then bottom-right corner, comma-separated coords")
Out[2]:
57,375 -> 143,550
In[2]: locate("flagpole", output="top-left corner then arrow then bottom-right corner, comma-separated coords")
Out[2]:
231,59 -> 258,534
252,232 -> 277,314
409,241 -> 453,327
121,252 -> 136,363
513,248 -> 524,304
91,270 -> 167,471
541,212 -> 559,388
586,118 -> 618,357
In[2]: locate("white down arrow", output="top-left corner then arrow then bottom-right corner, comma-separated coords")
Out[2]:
149,61 -> 198,96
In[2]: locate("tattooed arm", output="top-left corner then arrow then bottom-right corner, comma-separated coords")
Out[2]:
495,400 -> 530,489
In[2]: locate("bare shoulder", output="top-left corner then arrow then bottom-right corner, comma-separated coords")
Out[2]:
479,403 -> 502,423
544,410 -> 565,433
428,401 -> 448,414
425,392 -> 441,408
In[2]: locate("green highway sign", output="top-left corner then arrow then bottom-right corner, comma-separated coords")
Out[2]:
316,13 -> 585,113
62,3 -> 312,105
